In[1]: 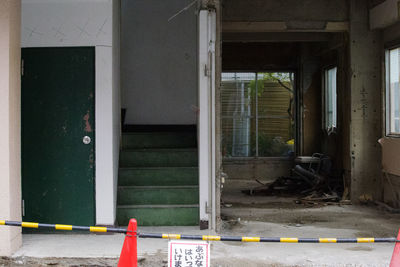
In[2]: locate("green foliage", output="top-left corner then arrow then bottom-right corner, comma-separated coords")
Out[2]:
252,133 -> 293,157
249,79 -> 265,97
262,72 -> 292,83
248,72 -> 294,97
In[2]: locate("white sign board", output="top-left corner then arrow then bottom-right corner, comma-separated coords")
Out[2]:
168,240 -> 210,267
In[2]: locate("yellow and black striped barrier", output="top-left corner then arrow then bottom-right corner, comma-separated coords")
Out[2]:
141,233 -> 397,243
1,220 -> 398,243
0,220 -> 127,233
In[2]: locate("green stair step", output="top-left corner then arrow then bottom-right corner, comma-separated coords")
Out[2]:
117,131 -> 199,226
117,186 -> 198,205
118,167 -> 198,186
122,132 -> 197,149
117,205 -> 199,226
119,149 -> 198,167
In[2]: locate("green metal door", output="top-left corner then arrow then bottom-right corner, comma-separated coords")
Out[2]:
22,47 -> 95,225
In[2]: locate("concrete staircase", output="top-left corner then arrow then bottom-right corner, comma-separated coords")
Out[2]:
117,131 -> 199,226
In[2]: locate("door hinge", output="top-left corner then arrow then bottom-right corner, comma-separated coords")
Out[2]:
21,59 -> 24,76
205,201 -> 211,214
22,199 -> 25,217
204,64 -> 210,77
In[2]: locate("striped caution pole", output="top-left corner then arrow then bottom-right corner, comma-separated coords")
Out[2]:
0,220 -> 398,243
2,219 -> 400,267
0,220 -> 127,233
138,233 -> 397,243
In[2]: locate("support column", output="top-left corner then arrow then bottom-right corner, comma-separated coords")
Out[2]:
0,0 -> 22,256
213,0 -> 222,231
349,0 -> 382,202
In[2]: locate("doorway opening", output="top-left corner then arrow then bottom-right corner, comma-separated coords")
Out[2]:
220,36 -> 347,225
117,0 -> 200,227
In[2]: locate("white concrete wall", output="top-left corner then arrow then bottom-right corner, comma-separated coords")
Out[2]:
112,0 -> 121,222
121,0 -> 197,125
95,45 -> 116,224
21,0 -> 120,225
0,0 -> 22,256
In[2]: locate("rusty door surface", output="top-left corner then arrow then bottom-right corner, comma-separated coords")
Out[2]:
22,47 -> 95,225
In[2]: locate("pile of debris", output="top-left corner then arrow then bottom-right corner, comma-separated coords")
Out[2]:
243,153 -> 348,205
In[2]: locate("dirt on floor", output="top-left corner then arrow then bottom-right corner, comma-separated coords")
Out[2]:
0,257 -> 118,267
221,179 -> 400,238
0,256 -> 167,267
0,256 -> 293,267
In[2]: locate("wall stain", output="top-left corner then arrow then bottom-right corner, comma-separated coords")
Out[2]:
359,86 -> 368,119
52,24 -> 66,38
83,111 -> 92,132
96,18 -> 108,37
25,26 -> 44,39
77,19 -> 91,37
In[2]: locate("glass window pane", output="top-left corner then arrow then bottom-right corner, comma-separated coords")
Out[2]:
258,118 -> 294,157
325,67 -> 337,130
389,48 -> 400,134
222,117 -> 256,157
221,73 -> 255,157
257,73 -> 294,118
222,72 -> 295,158
256,72 -> 294,157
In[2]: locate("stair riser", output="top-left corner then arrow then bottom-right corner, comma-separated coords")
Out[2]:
119,168 -> 198,186
122,133 -> 197,149
117,207 -> 199,226
120,151 -> 198,167
118,188 -> 198,205
118,131 -> 199,226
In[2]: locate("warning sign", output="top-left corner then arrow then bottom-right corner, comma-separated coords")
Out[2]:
168,240 -> 210,267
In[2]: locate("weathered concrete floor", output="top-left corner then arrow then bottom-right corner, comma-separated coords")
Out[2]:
6,181 -> 400,266
6,205 -> 399,266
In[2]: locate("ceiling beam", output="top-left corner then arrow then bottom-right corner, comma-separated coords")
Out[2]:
222,32 -> 335,42
222,21 -> 349,32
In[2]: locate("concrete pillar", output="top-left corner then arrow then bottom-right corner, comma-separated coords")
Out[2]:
212,0 -> 222,231
0,0 -> 22,256
349,0 -> 382,202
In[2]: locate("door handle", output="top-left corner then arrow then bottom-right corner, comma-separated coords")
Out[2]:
83,136 -> 91,145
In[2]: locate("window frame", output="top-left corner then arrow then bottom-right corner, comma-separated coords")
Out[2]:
385,45 -> 400,137
322,66 -> 338,133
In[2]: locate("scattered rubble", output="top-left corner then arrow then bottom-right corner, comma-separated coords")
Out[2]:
242,154 -> 345,206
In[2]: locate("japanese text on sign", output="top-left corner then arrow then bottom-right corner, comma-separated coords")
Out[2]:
168,241 -> 210,267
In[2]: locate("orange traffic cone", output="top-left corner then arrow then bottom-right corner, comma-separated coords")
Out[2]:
118,219 -> 138,267
390,228 -> 400,266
